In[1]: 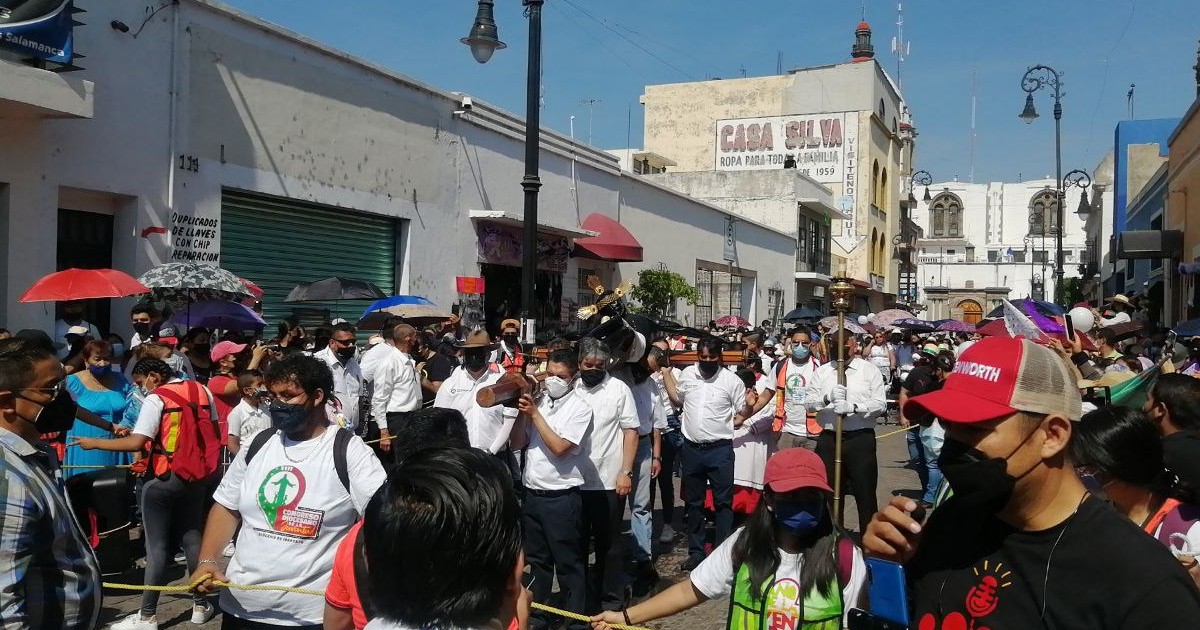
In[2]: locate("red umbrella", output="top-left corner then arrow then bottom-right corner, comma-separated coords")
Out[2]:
714,315 -> 750,328
19,268 -> 150,302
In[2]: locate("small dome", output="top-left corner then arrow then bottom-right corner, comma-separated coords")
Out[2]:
857,20 -> 871,31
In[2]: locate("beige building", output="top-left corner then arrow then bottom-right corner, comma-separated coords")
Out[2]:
630,22 -> 914,311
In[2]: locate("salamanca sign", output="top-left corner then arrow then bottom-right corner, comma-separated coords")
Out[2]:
714,112 -> 858,183
0,0 -> 76,64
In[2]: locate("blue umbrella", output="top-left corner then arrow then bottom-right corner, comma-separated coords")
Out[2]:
1174,318 -> 1200,338
359,295 -> 450,328
170,300 -> 266,330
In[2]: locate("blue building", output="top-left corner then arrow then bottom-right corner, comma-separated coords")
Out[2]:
1106,118 -> 1179,297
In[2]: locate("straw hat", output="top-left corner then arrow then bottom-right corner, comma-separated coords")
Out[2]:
458,329 -> 497,349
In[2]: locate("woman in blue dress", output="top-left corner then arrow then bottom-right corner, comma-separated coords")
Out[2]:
65,340 -> 134,476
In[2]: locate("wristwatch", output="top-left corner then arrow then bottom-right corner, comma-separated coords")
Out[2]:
623,470 -> 634,478
652,456 -> 661,461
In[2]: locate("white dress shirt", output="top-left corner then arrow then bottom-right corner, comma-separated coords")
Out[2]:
627,377 -> 666,436
651,368 -> 680,422
314,347 -> 363,430
523,390 -> 593,491
803,357 -> 887,432
370,345 -> 421,420
575,374 -> 640,491
733,373 -> 776,489
433,365 -> 519,454
675,365 -> 747,443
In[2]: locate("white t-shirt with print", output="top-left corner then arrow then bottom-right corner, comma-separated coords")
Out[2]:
213,428 -> 387,625
690,527 -> 867,627
733,374 -> 776,490
226,398 -> 271,444
780,359 -> 819,437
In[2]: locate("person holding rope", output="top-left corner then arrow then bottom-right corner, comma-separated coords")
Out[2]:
189,354 -> 386,629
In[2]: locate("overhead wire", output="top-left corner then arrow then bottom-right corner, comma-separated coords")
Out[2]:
1084,0 -> 1138,158
558,0 -> 698,80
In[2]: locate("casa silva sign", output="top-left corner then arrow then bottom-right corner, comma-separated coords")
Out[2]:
713,112 -> 859,184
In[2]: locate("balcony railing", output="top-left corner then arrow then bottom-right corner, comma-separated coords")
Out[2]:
919,254 -> 967,264
796,250 -> 832,275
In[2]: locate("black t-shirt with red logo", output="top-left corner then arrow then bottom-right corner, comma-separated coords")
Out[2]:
907,495 -> 1200,629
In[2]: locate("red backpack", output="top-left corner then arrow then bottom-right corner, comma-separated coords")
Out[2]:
149,381 -> 223,482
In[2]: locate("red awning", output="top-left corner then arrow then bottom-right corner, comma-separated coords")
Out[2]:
574,213 -> 644,262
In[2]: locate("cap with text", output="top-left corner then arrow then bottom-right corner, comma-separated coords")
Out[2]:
903,336 -> 1082,424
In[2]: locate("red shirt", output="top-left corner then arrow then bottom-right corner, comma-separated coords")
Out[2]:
207,375 -> 239,443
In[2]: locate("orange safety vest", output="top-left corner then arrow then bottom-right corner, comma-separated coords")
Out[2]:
500,344 -> 526,374
773,360 -> 822,435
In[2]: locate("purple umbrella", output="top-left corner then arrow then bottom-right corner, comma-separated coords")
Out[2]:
170,300 -> 266,330
937,320 -> 977,333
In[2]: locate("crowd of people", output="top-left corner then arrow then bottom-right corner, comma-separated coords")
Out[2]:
7,295 -> 1200,630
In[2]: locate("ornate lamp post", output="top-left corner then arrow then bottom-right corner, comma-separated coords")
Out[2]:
464,0 -> 543,343
909,169 -> 933,203
1019,64 -> 1065,304
827,277 -> 855,526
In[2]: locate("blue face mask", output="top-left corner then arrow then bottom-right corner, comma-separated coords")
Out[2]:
773,499 -> 825,535
269,399 -> 313,437
791,345 -> 811,361
88,364 -> 111,377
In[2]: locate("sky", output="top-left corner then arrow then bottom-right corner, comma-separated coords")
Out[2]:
222,0 -> 1200,185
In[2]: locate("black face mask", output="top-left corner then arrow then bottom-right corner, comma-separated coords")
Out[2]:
192,343 -> 211,356
335,346 -> 356,363
268,399 -> 313,439
19,389 -> 79,434
502,335 -> 519,346
939,424 -> 1041,513
580,369 -> 606,388
698,360 -> 721,379
464,351 -> 488,373
133,322 -> 151,336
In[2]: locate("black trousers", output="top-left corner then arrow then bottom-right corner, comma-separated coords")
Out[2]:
654,429 -> 683,526
523,488 -> 586,626
581,489 -> 622,612
680,439 -> 734,559
815,428 -> 878,533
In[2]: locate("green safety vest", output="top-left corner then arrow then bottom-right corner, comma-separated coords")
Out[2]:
727,545 -> 847,630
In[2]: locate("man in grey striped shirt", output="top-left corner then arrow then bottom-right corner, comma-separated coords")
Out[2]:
0,337 -> 101,629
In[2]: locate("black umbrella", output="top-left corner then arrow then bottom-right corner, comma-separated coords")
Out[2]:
284,276 -> 388,303
782,306 -> 823,322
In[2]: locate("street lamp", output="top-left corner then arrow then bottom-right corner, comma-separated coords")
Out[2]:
909,169 -> 933,203
1023,234 -> 1037,299
463,0 -> 543,343
1063,169 -> 1092,217
1019,64 -> 1065,304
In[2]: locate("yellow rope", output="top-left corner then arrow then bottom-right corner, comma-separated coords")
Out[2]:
101,578 -> 651,630
875,424 -> 920,440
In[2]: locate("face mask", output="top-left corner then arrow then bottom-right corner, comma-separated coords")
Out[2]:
773,499 -> 825,535
502,335 -> 519,346
335,346 -> 356,363
192,343 -> 211,356
544,376 -> 572,399
132,322 -> 151,336
87,364 -> 110,377
268,399 -> 313,438
791,345 -> 811,361
939,425 -> 1040,512
464,351 -> 488,373
1078,471 -> 1109,499
19,388 -> 79,433
110,344 -> 125,359
580,369 -> 606,389
698,360 -> 720,379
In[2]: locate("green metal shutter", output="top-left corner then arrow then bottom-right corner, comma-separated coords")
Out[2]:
220,190 -> 398,332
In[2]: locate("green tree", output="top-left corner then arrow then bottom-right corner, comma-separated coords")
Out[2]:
1058,277 -> 1085,307
631,268 -> 701,317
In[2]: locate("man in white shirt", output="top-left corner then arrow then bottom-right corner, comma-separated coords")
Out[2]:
372,324 -> 422,459
660,337 -> 753,571
776,326 -> 822,451
357,317 -> 403,446
741,331 -> 775,375
574,337 -> 639,611
1094,294 -> 1134,328
618,359 -> 666,596
511,349 -> 591,626
313,323 -> 363,432
803,327 -> 887,533
128,304 -> 160,352
53,301 -> 101,360
433,330 -> 518,456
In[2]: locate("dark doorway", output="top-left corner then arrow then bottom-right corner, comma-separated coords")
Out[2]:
57,209 -> 114,334
480,263 -> 563,339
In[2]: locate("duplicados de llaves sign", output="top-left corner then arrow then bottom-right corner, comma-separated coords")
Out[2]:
714,112 -> 858,184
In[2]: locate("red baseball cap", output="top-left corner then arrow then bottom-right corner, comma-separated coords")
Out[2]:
211,340 -> 247,363
763,448 -> 832,494
903,336 -> 1083,424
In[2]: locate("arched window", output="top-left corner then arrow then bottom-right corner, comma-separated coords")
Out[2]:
871,161 -> 880,208
879,168 -> 889,210
929,192 -> 963,238
877,236 -> 886,275
1029,190 -> 1058,236
958,299 -> 984,324
870,229 -> 879,275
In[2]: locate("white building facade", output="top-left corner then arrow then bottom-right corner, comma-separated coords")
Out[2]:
912,179 -> 1111,321
0,0 -> 796,339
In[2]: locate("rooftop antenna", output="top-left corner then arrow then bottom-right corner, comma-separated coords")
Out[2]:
579,99 -> 601,145
1127,84 -> 1136,119
777,50 -> 783,75
890,1 -> 910,89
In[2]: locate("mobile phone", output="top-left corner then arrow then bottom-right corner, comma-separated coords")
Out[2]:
847,608 -> 908,630
865,558 -> 911,626
1064,310 -> 1075,342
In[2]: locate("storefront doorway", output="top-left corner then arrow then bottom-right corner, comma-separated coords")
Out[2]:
57,209 -> 113,334
480,263 -> 562,337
